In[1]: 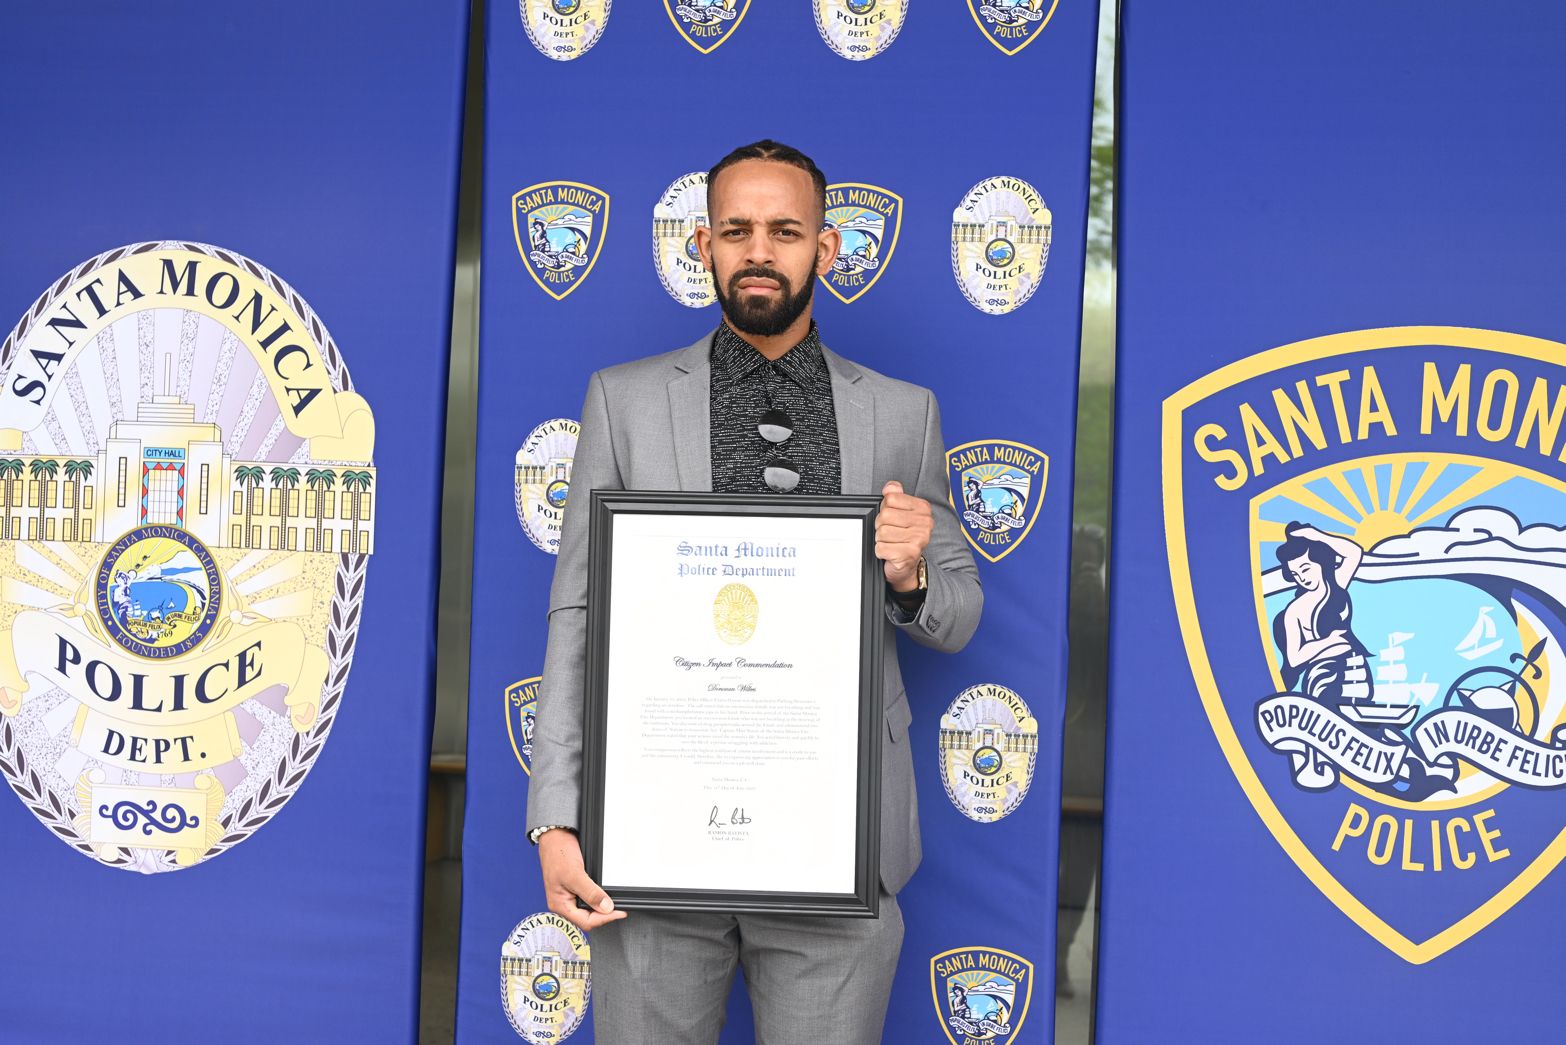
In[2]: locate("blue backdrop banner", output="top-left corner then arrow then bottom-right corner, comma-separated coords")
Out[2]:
0,5 -> 468,1042
1101,2 -> 1566,1040
459,1 -> 1100,1042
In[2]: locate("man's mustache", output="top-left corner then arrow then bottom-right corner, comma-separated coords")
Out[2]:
727,266 -> 792,294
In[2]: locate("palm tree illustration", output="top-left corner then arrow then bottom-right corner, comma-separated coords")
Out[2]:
29,458 -> 59,541
234,465 -> 265,548
269,466 -> 301,550
0,459 -> 24,539
63,459 -> 94,542
340,470 -> 373,553
305,467 -> 338,551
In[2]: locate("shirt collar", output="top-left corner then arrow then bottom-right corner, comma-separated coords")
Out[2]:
711,321 -> 826,389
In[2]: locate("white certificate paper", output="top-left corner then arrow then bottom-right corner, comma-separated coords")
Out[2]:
598,511 -> 864,896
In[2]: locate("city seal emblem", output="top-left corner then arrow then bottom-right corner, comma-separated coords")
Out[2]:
501,911 -> 592,1043
515,418 -> 579,554
520,0 -> 610,61
0,241 -> 377,873
931,946 -> 1034,1045
713,582 -> 758,645
821,182 -> 903,305
664,0 -> 750,53
813,0 -> 907,60
947,439 -> 1047,563
938,683 -> 1039,823
967,0 -> 1057,56
506,676 -> 541,776
951,177 -> 1051,316
652,172 -> 716,309
513,182 -> 610,302
1167,325 -> 1566,962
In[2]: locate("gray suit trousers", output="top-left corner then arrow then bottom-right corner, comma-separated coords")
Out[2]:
590,895 -> 904,1045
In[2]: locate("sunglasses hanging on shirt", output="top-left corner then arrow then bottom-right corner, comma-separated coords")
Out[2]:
757,407 -> 801,493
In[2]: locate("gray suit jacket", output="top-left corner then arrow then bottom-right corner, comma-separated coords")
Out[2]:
526,331 -> 983,894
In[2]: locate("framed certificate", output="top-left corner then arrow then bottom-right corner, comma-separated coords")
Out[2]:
580,490 -> 884,916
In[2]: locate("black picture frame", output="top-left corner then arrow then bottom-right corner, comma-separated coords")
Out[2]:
580,489 -> 884,916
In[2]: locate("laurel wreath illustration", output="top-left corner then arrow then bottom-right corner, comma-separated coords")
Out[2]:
0,240 -> 370,870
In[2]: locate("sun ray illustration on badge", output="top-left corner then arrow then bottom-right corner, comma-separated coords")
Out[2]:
1167,326 -> 1566,963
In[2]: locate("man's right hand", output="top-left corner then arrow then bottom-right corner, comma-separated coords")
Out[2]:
538,828 -> 627,932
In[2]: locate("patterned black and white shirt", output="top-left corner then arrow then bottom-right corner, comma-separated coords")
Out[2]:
709,322 -> 841,495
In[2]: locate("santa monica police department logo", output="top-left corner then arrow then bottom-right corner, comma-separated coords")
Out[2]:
513,182 -> 610,302
813,0 -> 907,60
939,683 -> 1038,823
1169,326 -> 1566,962
931,946 -> 1034,1045
821,182 -> 902,305
0,242 -> 377,873
506,676 -> 541,776
947,439 -> 1047,563
967,0 -> 1057,56
501,911 -> 591,1043
521,0 -> 610,61
664,0 -> 750,53
653,172 -> 715,309
951,177 -> 1051,316
515,419 -> 579,554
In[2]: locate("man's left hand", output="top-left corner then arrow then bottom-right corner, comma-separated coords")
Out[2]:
877,480 -> 933,591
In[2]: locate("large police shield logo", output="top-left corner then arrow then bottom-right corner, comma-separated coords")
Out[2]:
520,0 -> 610,61
813,0 -> 907,60
501,911 -> 591,1043
652,172 -> 715,309
0,242 -> 377,872
821,182 -> 902,305
930,946 -> 1034,1045
939,683 -> 1039,823
1168,326 -> 1566,962
951,177 -> 1051,316
506,676 -> 541,776
513,182 -> 610,302
947,439 -> 1046,563
515,418 -> 579,554
663,0 -> 750,53
966,0 -> 1057,56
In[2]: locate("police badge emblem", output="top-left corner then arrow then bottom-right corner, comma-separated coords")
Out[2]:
501,912 -> 592,1043
513,182 -> 610,302
966,0 -> 1057,56
813,0 -> 907,60
0,242 -> 377,872
939,683 -> 1039,822
506,676 -> 541,776
663,0 -> 750,53
1168,325 -> 1566,961
821,182 -> 902,305
520,0 -> 611,61
652,172 -> 716,309
947,439 -> 1047,563
950,177 -> 1051,316
515,419 -> 579,555
931,946 -> 1034,1045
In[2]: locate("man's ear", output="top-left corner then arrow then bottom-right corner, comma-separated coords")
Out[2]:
694,224 -> 714,271
816,223 -> 842,276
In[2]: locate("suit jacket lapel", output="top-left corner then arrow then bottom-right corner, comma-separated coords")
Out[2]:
669,334 -> 713,492
825,345 -> 873,495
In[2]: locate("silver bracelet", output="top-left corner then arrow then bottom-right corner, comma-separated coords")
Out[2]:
528,824 -> 574,845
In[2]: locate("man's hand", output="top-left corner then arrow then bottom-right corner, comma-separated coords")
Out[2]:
876,480 -> 933,591
538,829 -> 627,932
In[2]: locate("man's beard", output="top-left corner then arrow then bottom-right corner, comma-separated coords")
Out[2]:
713,263 -> 815,338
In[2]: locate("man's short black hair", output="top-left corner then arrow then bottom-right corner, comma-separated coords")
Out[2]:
707,140 -> 828,220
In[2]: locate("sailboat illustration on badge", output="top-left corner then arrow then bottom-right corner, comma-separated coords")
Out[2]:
1456,606 -> 1504,661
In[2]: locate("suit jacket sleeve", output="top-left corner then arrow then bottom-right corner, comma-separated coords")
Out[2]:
526,370 -> 621,835
887,389 -> 982,653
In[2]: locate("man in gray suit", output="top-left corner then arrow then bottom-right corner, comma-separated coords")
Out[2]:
526,140 -> 982,1044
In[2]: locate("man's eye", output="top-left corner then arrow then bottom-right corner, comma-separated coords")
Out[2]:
775,229 -> 799,238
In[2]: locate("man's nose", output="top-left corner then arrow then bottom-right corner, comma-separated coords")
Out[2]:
744,234 -> 775,268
